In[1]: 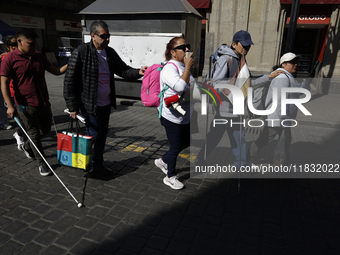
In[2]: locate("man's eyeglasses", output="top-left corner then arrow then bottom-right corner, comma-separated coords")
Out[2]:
173,44 -> 191,52
9,42 -> 17,47
95,33 -> 110,40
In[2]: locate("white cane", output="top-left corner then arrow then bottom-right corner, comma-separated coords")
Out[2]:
14,117 -> 83,208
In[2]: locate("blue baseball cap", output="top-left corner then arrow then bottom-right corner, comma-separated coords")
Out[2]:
232,30 -> 254,46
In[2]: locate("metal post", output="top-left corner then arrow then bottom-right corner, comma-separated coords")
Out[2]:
284,0 -> 301,53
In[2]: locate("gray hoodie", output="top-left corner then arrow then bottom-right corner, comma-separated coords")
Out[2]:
211,45 -> 271,117
265,68 -> 312,126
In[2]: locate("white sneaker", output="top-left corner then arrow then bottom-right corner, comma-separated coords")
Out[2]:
155,158 -> 168,174
0,122 -> 13,130
13,131 -> 24,150
18,144 -> 35,159
163,176 -> 184,190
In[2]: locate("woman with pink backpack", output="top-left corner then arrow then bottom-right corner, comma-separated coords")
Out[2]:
154,36 -> 195,190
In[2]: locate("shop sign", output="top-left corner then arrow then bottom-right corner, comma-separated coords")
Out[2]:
56,20 -> 82,32
287,15 -> 330,24
286,6 -> 331,24
0,13 -> 45,29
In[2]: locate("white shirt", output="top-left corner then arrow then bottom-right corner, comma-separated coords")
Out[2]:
159,59 -> 195,124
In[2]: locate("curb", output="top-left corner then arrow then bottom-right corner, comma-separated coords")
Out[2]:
117,98 -> 144,107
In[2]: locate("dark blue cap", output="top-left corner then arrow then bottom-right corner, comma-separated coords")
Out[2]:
232,30 -> 254,46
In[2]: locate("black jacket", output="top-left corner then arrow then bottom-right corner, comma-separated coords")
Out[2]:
64,40 -> 141,114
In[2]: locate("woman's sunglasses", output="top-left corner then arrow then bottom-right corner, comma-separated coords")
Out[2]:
286,60 -> 299,66
96,33 -> 110,40
173,44 -> 191,51
9,42 -> 17,47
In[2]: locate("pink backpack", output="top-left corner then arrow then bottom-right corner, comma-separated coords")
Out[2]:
141,62 -> 179,107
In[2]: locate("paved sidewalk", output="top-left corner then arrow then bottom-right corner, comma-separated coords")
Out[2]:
0,73 -> 340,254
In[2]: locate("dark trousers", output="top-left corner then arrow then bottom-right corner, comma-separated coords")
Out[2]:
248,126 -> 292,164
81,104 -> 111,166
161,117 -> 190,178
16,103 -> 52,163
197,117 -> 247,168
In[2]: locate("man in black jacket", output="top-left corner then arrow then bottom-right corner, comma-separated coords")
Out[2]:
64,20 -> 147,175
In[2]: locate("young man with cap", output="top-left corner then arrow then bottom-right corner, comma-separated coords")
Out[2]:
196,30 -> 283,169
247,52 -> 314,165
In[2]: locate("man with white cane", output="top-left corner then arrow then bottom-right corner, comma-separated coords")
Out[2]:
64,20 -> 147,175
1,29 -> 67,176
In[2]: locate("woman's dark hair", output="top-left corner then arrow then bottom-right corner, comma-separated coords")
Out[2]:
5,35 -> 16,51
272,64 -> 281,71
165,36 -> 184,61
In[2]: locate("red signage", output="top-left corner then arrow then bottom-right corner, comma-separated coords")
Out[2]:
286,5 -> 332,24
281,0 -> 340,4
187,0 -> 210,9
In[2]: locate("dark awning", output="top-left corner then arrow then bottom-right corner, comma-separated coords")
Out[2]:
187,0 -> 210,9
0,20 -> 16,36
79,0 -> 202,18
281,0 -> 340,4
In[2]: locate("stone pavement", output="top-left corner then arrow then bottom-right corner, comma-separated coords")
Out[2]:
0,73 -> 340,255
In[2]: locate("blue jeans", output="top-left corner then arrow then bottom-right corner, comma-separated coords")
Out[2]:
80,104 -> 111,166
197,117 -> 247,168
161,117 -> 190,178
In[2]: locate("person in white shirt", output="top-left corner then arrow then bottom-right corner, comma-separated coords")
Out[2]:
247,52 -> 313,165
154,37 -> 194,190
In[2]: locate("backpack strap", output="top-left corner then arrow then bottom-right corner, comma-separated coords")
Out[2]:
158,85 -> 169,118
158,62 -> 180,118
227,57 -> 231,77
165,61 -> 180,73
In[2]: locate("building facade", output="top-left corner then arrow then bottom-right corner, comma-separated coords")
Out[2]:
0,0 -> 94,64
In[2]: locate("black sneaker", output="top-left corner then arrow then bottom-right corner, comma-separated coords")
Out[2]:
93,164 -> 112,176
18,144 -> 35,159
39,161 -> 51,176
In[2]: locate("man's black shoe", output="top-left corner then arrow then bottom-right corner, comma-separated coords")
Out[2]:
93,164 -> 112,176
39,161 -> 51,176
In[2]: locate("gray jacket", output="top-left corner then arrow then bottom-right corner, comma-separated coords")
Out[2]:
265,68 -> 311,126
211,45 -> 270,117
